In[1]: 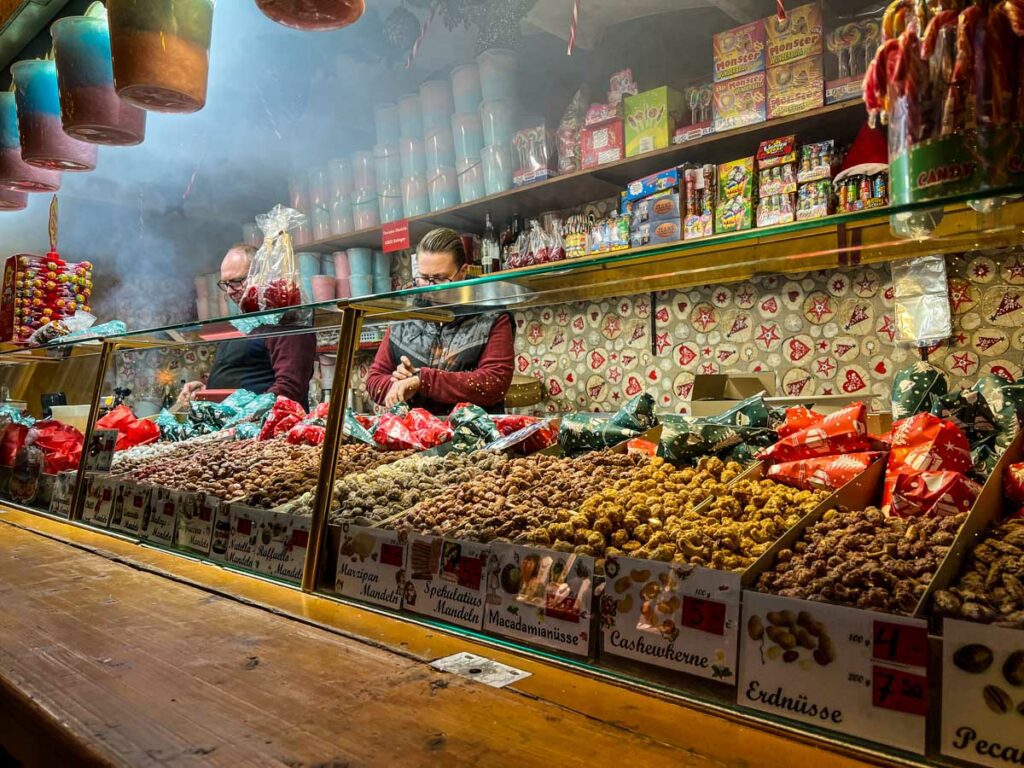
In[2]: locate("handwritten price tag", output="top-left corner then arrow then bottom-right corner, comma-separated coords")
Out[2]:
681,596 -> 727,636
872,620 -> 928,668
872,666 -> 928,717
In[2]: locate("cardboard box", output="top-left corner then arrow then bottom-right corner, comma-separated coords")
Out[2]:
580,117 -> 624,168
688,374 -> 775,418
0,256 -> 15,343
624,86 -> 685,157
765,1 -> 823,67
630,218 -> 682,247
632,192 -> 681,224
766,55 -> 824,119
713,19 -> 766,82
624,166 -> 680,202
713,72 -> 766,132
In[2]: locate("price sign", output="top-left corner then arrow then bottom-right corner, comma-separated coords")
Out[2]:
872,666 -> 928,716
382,219 -> 410,253
334,524 -> 406,610
404,534 -> 488,630
682,596 -> 727,636
872,620 -> 928,668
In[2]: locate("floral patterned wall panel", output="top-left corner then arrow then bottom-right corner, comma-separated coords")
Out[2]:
313,248 -> 1024,415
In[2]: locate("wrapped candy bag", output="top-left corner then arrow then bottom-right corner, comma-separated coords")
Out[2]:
486,417 -> 557,455
1004,462 -> 1024,516
239,205 -> 306,313
343,409 -> 378,447
775,405 -> 821,438
406,408 -> 452,449
757,402 -> 874,464
225,392 -> 277,426
0,421 -> 30,466
286,423 -> 325,446
561,393 -> 659,456
891,362 -> 947,420
885,412 -> 973,476
258,396 -> 306,441
450,403 -> 501,443
96,404 -> 159,451
27,310 -> 96,346
767,452 -> 885,491
221,389 -> 257,411
557,85 -> 589,173
888,470 -> 981,518
658,415 -> 775,466
29,419 -> 84,473
611,393 -> 658,431
373,411 -> 425,451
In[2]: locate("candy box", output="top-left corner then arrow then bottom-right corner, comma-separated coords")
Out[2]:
713,19 -> 765,82
682,164 -> 716,240
765,1 -> 823,67
824,19 -> 881,104
756,193 -> 795,227
580,117 -> 624,168
716,195 -> 753,233
624,166 -> 680,203
0,256 -> 15,343
766,55 -> 823,119
623,86 -> 685,157
713,72 -> 766,132
630,219 -> 682,248
797,180 -> 833,220
756,134 -> 797,168
512,124 -> 557,187
797,140 -> 837,182
632,192 -> 681,225
717,156 -> 755,201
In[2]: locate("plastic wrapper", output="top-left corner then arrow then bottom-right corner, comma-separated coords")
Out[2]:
757,402 -> 874,463
28,419 -> 84,474
239,205 -> 306,313
658,415 -> 775,466
767,452 -> 885,491
888,470 -> 981,519
776,405 -> 821,438
225,392 -> 276,426
1,422 -> 30,466
154,409 -> 191,442
235,423 -> 260,441
63,318 -> 127,342
258,396 -> 306,441
0,404 -> 34,426
373,411 -> 424,451
286,423 -> 326,446
971,375 -> 1024,461
886,412 -> 973,475
513,219 -> 564,268
221,389 -> 257,412
485,418 -> 557,455
27,310 -> 96,346
557,84 -> 589,173
449,403 -> 501,452
892,362 -> 948,420
610,393 -> 658,432
1004,462 -> 1024,508
343,409 -> 378,447
371,406 -> 451,452
559,415 -> 643,457
96,404 -> 159,451
406,408 -> 452,449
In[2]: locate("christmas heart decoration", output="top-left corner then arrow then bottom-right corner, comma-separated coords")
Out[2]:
590,311 -> 599,321
788,291 -> 800,303
547,379 -> 563,396
761,297 -> 778,313
677,302 -> 688,313
874,361 -> 887,375
625,377 -> 642,396
656,307 -> 670,323
590,350 -> 606,369
516,355 -> 530,373
648,370 -> 658,381
573,317 -> 584,331
566,372 -> 575,384
842,370 -> 867,392
788,338 -> 810,361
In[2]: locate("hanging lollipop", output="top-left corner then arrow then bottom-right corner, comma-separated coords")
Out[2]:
838,23 -> 863,80
256,0 -> 364,31
826,28 -> 848,79
861,19 -> 881,76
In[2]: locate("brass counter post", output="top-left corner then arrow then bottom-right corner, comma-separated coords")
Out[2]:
69,339 -> 116,521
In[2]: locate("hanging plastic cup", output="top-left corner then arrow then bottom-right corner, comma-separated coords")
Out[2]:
456,157 -> 485,203
256,0 -> 364,31
402,175 -> 429,217
477,49 -> 518,101
51,15 -> 147,146
481,143 -> 513,195
0,94 -> 60,192
0,187 -> 27,211
399,136 -> 426,178
11,60 -> 98,171
451,63 -> 482,113
419,79 -> 454,133
451,112 -> 484,163
107,0 -> 215,113
479,98 -> 517,147
397,93 -> 422,138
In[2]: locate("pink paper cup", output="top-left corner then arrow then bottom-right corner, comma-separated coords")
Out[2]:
311,275 -> 336,302
335,277 -> 352,299
333,250 -> 350,278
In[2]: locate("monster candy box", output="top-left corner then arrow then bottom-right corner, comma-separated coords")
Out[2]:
713,19 -> 766,82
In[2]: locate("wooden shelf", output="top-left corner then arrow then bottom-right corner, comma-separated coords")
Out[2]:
302,102 -> 865,253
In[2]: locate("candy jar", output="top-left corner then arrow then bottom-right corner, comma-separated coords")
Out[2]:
11,60 -> 98,171
0,94 -> 60,192
255,0 -> 364,31
107,0 -> 215,113
51,12 -> 147,145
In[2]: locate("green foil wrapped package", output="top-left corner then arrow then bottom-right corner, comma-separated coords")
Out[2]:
658,414 -> 775,466
610,393 -> 658,431
0,404 -> 34,426
234,423 -> 261,440
343,409 -> 378,448
450,403 -> 501,451
891,362 -> 948,420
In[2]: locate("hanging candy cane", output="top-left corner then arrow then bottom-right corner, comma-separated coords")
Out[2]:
777,0 -> 786,21
567,0 -> 580,55
405,5 -> 436,69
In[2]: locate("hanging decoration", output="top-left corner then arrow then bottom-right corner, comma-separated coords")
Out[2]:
777,1 -> 786,22
567,0 -> 579,55
0,91 -> 60,192
255,0 -> 365,31
405,5 -> 436,68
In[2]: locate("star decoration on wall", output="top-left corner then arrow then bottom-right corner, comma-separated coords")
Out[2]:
756,323 -> 780,349
950,352 -> 977,375
655,332 -> 671,354
807,295 -> 833,323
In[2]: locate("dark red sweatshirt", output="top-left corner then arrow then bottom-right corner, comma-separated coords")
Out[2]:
366,314 -> 515,413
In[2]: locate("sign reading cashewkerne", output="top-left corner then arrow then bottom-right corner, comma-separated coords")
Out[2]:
738,592 -> 929,755
942,619 -> 1024,767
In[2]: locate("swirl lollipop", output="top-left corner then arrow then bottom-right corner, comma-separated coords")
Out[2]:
827,28 -> 848,79
861,20 -> 881,75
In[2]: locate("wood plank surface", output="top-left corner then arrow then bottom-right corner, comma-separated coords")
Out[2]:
0,512 -> 882,768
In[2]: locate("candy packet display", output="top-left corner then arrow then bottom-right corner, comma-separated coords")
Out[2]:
258,396 -> 306,440
557,84 -> 589,173
372,406 -> 452,452
95,404 -> 159,451
239,205 -> 306,313
558,394 -> 659,457
610,393 -> 658,432
887,470 -> 981,518
28,419 -> 84,474
891,361 -> 948,420
658,415 -> 776,466
449,403 -> 501,452
343,409 -> 378,447
767,452 -> 884,491
757,402 -> 875,463
486,416 -> 557,455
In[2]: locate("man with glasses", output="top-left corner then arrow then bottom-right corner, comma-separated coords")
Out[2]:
366,228 -> 514,413
177,244 -> 316,409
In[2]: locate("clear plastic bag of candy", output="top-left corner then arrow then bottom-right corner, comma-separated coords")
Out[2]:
239,205 -> 307,313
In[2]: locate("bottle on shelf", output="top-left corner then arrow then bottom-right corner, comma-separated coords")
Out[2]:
482,211 -> 499,274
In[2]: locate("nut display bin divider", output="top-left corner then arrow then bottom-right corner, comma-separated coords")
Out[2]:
914,428 -> 1024,626
739,456 -> 887,589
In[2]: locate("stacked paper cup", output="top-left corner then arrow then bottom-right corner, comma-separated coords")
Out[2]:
373,250 -> 391,295
327,157 -> 353,236
398,92 -> 428,217
373,103 -> 403,224
334,251 -> 351,299
348,248 -> 373,297
351,150 -> 379,230
288,174 -> 314,246
477,49 -> 519,196
451,63 -> 485,203
308,164 -> 331,241
421,78 -> 460,212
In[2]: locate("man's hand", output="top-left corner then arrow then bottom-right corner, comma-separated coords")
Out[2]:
174,381 -> 204,410
392,355 -> 418,381
384,375 -> 420,407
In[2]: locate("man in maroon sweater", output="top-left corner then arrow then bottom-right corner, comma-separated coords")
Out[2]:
366,228 -> 514,414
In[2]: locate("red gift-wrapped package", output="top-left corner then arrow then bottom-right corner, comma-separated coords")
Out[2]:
96,404 -> 135,432
887,470 -> 981,518
97,405 -> 160,450
373,412 -> 426,451
766,451 -> 885,491
492,414 -> 540,436
885,412 -> 972,475
1,423 -> 29,466
776,406 -> 822,438
286,423 -> 326,446
406,407 -> 453,449
309,402 -> 330,421
259,397 -> 307,441
29,420 -> 84,474
1005,461 -> 1024,505
758,402 -> 874,463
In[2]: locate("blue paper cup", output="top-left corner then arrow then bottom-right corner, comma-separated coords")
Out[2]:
349,274 -> 373,297
400,136 -> 426,177
347,248 -> 374,274
480,97 -> 517,147
320,254 -> 336,276
378,184 -> 404,224
481,143 -> 513,195
373,275 -> 392,295
402,175 -> 429,217
424,126 -> 455,170
397,93 -> 423,138
451,112 -> 484,163
428,167 -> 460,211
298,252 -> 321,278
451,63 -> 482,113
477,48 -> 518,101
457,157 -> 485,203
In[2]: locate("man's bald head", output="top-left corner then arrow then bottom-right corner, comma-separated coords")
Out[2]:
221,244 -> 256,303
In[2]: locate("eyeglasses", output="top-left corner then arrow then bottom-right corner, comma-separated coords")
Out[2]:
413,274 -> 456,287
217,278 -> 246,292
